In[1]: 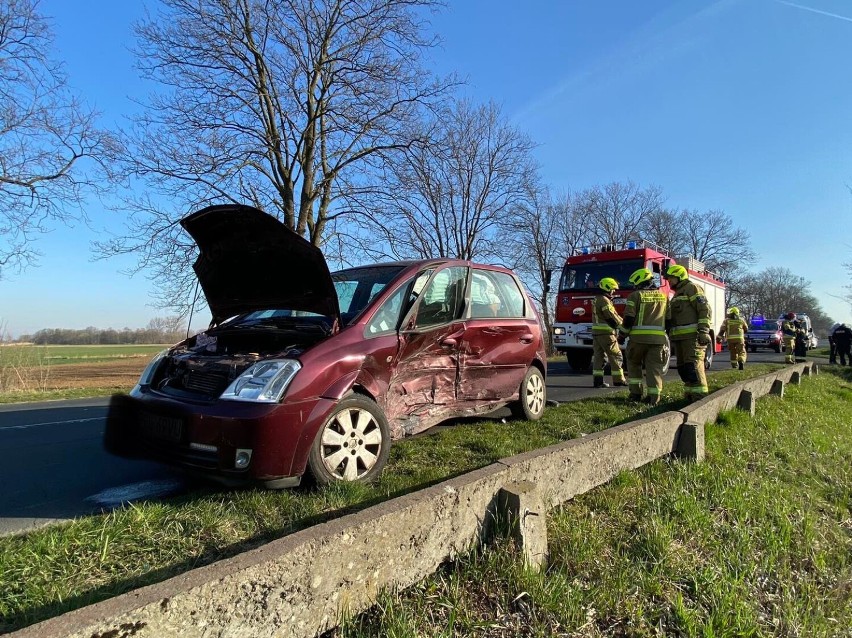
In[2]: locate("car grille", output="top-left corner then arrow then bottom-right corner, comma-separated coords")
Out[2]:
183,369 -> 230,395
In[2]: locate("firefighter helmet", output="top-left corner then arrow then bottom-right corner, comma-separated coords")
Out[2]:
728,307 -> 740,317
599,277 -> 619,292
786,312 -> 796,320
628,268 -> 654,287
665,264 -> 688,281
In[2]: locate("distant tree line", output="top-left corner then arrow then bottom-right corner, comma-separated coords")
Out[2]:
19,317 -> 186,345
1,0 -> 845,340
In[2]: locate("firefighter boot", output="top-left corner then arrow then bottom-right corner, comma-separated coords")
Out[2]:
738,361 -> 744,370
593,376 -> 609,388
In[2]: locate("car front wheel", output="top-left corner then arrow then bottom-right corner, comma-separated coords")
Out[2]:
511,366 -> 546,421
308,394 -> 391,485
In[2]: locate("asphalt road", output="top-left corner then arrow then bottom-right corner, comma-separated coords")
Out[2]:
0,348 -> 788,537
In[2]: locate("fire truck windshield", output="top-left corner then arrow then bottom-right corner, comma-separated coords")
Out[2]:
558,259 -> 644,292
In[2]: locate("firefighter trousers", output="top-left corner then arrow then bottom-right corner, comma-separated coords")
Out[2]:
783,336 -> 796,363
727,339 -> 746,367
626,342 -> 666,403
592,334 -> 624,382
672,337 -> 708,399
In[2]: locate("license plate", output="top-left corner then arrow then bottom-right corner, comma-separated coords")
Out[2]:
139,412 -> 184,442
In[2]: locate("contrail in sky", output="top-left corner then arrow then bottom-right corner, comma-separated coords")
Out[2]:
775,0 -> 852,23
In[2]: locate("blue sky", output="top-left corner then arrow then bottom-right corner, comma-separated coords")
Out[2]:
2,0 -> 851,338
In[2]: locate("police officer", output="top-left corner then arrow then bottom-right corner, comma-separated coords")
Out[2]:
781,312 -> 797,364
834,323 -> 852,366
718,307 -> 748,370
591,277 -> 628,388
663,264 -> 711,401
622,268 -> 668,405
828,322 -> 840,364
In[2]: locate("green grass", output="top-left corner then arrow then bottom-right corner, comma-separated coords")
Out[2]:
0,364 -> 849,635
334,367 -> 852,638
0,344 -> 167,366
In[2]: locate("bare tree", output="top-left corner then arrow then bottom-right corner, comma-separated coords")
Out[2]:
367,99 -> 537,261
574,181 -> 665,248
500,184 -> 565,348
0,0 -> 111,278
96,0 -> 453,312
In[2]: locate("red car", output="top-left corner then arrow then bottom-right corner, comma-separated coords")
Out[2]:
105,204 -> 548,487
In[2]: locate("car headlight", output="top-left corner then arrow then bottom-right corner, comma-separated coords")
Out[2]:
129,349 -> 169,397
220,359 -> 301,403
553,327 -> 566,335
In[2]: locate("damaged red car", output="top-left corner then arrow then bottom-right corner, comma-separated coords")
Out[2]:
105,204 -> 547,487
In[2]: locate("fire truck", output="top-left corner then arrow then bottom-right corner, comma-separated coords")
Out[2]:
551,239 -> 727,371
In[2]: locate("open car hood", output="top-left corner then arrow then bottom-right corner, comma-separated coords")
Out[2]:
181,204 -> 339,325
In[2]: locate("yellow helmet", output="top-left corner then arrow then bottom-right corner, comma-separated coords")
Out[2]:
599,277 -> 619,292
728,307 -> 739,317
628,268 -> 654,286
665,264 -> 688,280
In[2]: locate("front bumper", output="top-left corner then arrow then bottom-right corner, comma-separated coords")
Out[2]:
104,391 -> 332,484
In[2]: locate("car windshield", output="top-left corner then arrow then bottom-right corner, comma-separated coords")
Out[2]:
558,259 -> 644,292
332,264 -> 408,325
217,264 -> 408,330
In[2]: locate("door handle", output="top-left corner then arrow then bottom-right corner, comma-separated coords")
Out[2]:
441,337 -> 458,348
519,333 -> 534,344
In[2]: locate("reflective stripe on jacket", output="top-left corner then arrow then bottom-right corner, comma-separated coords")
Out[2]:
592,294 -> 622,335
624,289 -> 668,344
720,318 -> 747,341
667,279 -> 711,341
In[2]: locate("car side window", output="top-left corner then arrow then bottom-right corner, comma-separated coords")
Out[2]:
366,270 -> 433,336
414,266 -> 468,329
470,271 -> 503,318
489,271 -> 525,318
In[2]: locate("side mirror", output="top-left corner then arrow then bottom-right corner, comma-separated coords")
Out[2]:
544,268 -> 553,294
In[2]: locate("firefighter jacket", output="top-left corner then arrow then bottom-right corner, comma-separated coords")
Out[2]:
719,317 -> 748,342
782,319 -> 797,337
666,279 -> 711,341
592,293 -> 623,335
623,287 -> 668,344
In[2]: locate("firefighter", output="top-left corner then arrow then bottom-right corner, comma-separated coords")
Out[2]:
622,268 -> 668,405
781,312 -> 797,364
793,318 -> 808,363
718,306 -> 748,370
663,264 -> 711,401
591,277 -> 627,388
833,323 -> 852,366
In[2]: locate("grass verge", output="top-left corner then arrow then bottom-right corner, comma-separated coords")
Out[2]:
0,364 -> 786,633
333,366 -> 852,637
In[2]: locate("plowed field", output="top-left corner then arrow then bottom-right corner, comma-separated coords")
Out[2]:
23,357 -> 151,390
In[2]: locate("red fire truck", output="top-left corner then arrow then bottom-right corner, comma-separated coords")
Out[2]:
551,239 -> 726,371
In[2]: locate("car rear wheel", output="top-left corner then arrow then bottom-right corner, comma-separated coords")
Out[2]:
511,366 -> 546,421
308,394 -> 390,485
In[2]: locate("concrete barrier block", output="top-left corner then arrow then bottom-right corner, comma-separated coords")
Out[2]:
678,383 -> 741,428
675,422 -> 704,461
498,481 -> 548,570
741,375 -> 775,399
791,371 -> 801,385
499,411 -> 684,509
811,363 -> 819,375
12,464 -> 511,638
737,389 -> 756,416
770,379 -> 785,397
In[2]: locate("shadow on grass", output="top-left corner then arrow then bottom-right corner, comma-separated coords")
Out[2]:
1,363 -> 791,633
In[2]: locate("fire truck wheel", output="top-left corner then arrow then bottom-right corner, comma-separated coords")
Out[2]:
566,350 -> 592,372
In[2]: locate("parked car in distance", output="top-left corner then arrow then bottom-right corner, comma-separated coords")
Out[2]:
105,204 -> 548,487
745,316 -> 782,353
